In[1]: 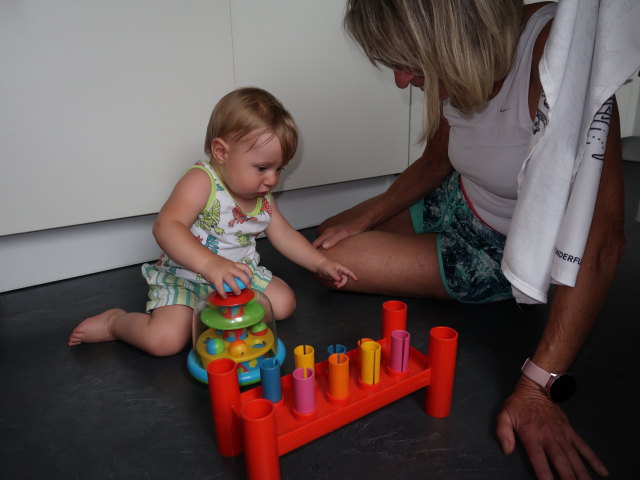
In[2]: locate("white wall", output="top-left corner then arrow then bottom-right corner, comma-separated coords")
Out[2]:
0,1 -> 410,238
0,0 -> 411,292
230,0 -> 410,190
0,0 -> 236,236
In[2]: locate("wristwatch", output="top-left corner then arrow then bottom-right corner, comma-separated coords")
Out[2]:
520,357 -> 576,402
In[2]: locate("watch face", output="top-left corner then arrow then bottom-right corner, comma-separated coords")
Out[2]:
549,374 -> 577,402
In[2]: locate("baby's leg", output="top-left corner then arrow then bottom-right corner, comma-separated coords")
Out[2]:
69,305 -> 193,357
68,308 -> 125,346
263,276 -> 296,320
110,305 -> 193,356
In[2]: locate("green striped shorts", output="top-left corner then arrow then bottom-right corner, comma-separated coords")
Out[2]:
141,257 -> 272,313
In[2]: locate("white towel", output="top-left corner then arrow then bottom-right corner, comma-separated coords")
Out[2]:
501,0 -> 640,304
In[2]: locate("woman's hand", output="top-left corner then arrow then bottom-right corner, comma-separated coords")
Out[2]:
313,197 -> 380,250
313,218 -> 369,250
496,377 -> 609,480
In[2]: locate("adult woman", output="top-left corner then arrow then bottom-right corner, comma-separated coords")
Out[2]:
314,1 -> 624,479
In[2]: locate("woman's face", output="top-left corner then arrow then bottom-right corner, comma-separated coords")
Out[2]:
393,69 -> 424,89
393,69 -> 449,100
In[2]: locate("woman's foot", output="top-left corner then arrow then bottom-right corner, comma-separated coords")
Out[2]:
68,308 -> 124,346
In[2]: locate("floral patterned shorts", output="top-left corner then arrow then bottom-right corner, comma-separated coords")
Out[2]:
410,171 -> 513,303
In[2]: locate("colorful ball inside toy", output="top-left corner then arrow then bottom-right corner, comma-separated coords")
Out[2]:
206,337 -> 226,355
250,321 -> 269,336
228,339 -> 249,357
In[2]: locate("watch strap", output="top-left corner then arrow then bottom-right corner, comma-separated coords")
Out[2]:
521,357 -> 553,389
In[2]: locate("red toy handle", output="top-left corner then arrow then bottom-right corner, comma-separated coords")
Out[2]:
381,300 -> 407,341
425,326 -> 458,418
207,358 -> 244,457
241,399 -> 280,480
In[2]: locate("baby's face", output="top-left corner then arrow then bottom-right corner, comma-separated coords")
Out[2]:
219,132 -> 284,201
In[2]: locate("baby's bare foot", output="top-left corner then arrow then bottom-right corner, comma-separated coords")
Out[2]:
68,308 -> 125,346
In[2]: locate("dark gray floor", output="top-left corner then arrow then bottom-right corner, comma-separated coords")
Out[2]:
1,161 -> 639,480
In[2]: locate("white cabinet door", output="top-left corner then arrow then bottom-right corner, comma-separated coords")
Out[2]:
0,0 -> 411,235
230,0 -> 410,191
0,0 -> 235,236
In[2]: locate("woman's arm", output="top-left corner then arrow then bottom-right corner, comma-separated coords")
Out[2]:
497,100 -> 624,480
531,103 -> 624,377
313,117 -> 452,249
152,168 -> 252,295
266,199 -> 357,287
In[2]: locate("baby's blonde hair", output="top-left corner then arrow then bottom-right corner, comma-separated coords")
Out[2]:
344,0 -> 523,141
204,87 -> 298,164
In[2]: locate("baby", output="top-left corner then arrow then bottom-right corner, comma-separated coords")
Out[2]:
69,87 -> 356,356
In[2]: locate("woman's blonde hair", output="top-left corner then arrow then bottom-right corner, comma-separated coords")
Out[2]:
344,0 -> 524,141
204,87 -> 298,164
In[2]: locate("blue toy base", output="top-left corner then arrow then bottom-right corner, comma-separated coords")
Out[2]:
187,338 -> 286,386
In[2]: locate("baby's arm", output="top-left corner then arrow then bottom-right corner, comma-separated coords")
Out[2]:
152,168 -> 252,296
265,199 -> 357,288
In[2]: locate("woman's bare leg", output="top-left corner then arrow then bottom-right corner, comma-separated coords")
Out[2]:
318,230 -> 450,299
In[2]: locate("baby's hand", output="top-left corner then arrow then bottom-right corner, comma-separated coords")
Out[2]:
201,256 -> 253,297
316,259 -> 358,289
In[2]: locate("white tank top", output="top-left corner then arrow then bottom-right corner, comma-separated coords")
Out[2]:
442,3 -> 556,235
